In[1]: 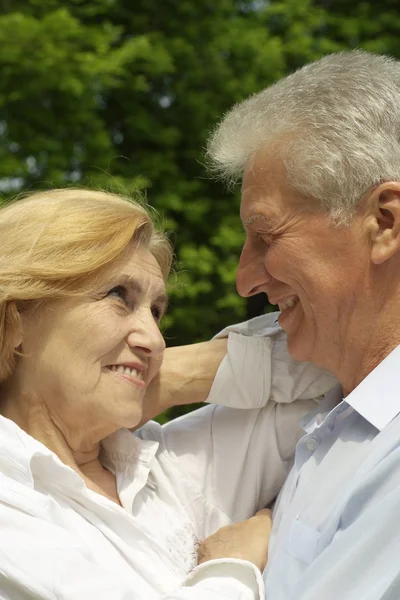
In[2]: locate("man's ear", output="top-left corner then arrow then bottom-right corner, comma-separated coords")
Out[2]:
368,183 -> 400,265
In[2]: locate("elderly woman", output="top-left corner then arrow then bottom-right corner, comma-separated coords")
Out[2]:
0,188 -> 334,600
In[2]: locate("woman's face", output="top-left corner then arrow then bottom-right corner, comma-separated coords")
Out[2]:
8,245 -> 167,449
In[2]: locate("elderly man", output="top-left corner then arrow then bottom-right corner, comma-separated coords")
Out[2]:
206,49 -> 400,599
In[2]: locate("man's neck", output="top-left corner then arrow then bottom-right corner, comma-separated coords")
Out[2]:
336,309 -> 400,396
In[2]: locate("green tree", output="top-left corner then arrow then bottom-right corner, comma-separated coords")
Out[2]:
0,0 -> 326,346
1,0 -> 400,421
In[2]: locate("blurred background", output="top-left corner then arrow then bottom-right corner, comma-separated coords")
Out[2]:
1,0 -> 399,420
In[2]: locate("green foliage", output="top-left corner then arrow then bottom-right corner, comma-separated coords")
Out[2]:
1,0 -> 400,421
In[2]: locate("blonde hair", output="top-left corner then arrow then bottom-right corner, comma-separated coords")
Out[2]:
0,188 -> 173,381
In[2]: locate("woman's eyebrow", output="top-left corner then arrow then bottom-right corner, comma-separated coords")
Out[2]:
122,275 -> 168,311
122,277 -> 142,294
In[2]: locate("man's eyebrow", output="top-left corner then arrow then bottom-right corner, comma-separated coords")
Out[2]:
242,214 -> 274,231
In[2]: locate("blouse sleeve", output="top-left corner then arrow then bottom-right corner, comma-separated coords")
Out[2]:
0,483 -> 264,600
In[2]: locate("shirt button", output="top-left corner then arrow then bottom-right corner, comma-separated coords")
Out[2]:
306,437 -> 318,451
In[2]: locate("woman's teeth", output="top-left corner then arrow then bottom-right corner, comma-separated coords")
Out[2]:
108,365 -> 144,380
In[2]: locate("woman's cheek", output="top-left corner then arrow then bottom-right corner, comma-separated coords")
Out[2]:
148,354 -> 163,385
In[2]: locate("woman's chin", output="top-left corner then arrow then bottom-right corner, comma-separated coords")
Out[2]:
105,406 -> 143,434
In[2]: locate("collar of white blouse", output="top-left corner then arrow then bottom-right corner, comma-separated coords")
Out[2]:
0,416 -> 159,511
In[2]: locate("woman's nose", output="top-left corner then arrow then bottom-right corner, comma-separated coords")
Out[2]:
127,312 -> 166,357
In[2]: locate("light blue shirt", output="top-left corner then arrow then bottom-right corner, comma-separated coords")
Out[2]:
265,345 -> 400,599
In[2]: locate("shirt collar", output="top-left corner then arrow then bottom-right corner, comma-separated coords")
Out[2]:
344,344 -> 400,431
0,416 -> 159,506
300,384 -> 343,433
101,429 -> 160,507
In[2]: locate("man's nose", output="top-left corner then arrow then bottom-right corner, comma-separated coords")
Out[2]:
236,242 -> 271,297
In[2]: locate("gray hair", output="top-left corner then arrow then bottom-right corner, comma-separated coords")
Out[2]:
206,50 -> 400,224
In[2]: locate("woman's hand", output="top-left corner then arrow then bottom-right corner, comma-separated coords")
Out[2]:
137,338 -> 228,427
198,509 -> 272,572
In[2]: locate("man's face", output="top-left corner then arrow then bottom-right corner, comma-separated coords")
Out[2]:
237,153 -> 373,372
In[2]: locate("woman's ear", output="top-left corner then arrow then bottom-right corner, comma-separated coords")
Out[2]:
0,302 -> 24,382
9,302 -> 23,350
368,184 -> 400,265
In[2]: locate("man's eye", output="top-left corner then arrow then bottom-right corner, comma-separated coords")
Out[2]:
262,235 -> 273,245
257,232 -> 273,246
252,232 -> 272,246
107,286 -> 128,302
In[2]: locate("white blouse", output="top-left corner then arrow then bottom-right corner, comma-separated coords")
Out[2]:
0,313 -> 336,600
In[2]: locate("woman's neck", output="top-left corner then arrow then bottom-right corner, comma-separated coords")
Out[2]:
1,395 -> 121,505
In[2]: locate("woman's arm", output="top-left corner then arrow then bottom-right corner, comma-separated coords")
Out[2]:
139,338 -> 227,425
141,312 -> 337,426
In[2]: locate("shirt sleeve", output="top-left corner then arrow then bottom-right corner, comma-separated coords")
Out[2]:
207,312 -> 337,410
0,491 -> 264,600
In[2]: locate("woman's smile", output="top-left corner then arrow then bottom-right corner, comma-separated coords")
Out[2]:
106,364 -> 147,389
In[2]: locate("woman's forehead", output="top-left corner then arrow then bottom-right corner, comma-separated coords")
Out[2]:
109,247 -> 166,294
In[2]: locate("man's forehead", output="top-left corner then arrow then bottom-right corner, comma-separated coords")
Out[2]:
241,165 -> 268,192
240,152 -> 315,227
241,167 -> 278,228
242,147 -> 285,185
241,158 -> 280,215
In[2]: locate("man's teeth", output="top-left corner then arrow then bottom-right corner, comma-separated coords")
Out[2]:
278,296 -> 298,311
108,365 -> 144,380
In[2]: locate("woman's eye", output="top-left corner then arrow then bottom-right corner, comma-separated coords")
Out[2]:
107,286 -> 128,302
151,306 -> 162,322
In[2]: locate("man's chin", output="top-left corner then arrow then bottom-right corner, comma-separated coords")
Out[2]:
286,330 -> 314,364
